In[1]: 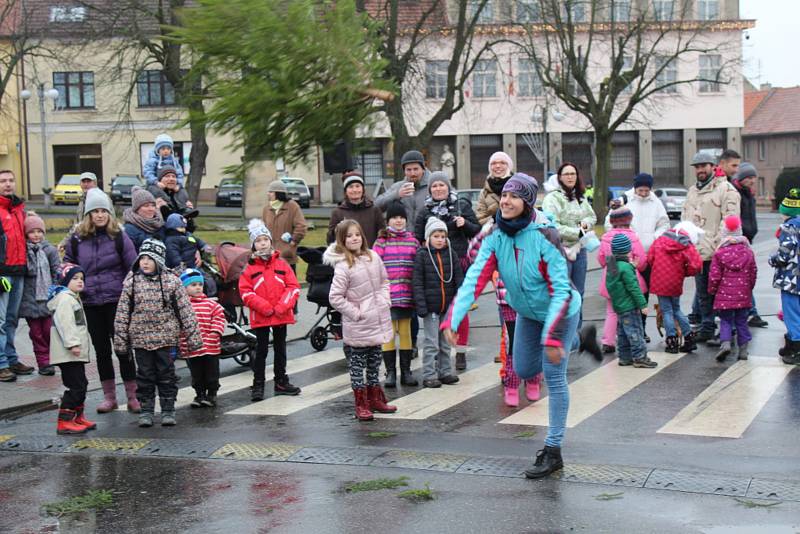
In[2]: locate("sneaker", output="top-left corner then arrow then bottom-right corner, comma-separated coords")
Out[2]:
747,315 -> 768,328
9,362 -> 34,375
161,412 -> 176,426
274,377 -> 301,396
633,357 -> 658,368
715,341 -> 732,362
602,344 -> 616,354
201,395 -> 217,408
617,359 -> 633,367
706,336 -> 722,348
138,413 -> 154,428
422,378 -> 442,388
0,368 -> 17,382
644,334 -> 651,344
190,396 -> 203,408
38,366 -> 56,376
439,375 -> 459,385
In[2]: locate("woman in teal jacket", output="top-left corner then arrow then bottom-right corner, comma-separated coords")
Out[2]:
443,173 -> 601,479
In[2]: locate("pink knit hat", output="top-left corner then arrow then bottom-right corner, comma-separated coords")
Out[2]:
24,214 -> 45,236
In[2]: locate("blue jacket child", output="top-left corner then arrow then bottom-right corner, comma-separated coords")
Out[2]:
164,213 -> 207,270
143,134 -> 185,186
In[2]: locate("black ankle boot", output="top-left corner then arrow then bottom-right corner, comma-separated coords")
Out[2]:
383,350 -> 397,388
250,380 -> 265,402
779,334 -> 791,356
525,446 -> 564,479
399,350 -> 418,386
579,325 -> 603,361
679,332 -> 697,353
665,335 -> 680,354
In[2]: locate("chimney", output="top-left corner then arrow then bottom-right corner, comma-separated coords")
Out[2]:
760,83 -> 772,91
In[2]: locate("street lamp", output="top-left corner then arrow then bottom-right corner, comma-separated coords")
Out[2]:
20,83 -> 60,207
530,103 -> 565,176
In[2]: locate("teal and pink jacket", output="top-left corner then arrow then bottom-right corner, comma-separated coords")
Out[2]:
444,210 -> 581,348
372,227 -> 419,309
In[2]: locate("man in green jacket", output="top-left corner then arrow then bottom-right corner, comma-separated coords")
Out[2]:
605,233 -> 657,368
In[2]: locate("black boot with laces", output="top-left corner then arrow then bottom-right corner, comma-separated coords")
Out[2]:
525,446 -> 564,479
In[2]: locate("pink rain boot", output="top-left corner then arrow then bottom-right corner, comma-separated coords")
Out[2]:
525,373 -> 542,402
504,386 -> 519,407
96,379 -> 119,413
124,381 -> 141,413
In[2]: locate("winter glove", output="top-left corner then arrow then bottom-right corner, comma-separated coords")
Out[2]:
281,232 -> 293,243
0,277 -> 11,293
273,303 -> 287,316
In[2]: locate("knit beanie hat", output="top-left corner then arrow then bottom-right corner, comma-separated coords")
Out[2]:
79,171 -> 97,183
609,206 -> 633,228
267,180 -> 288,193
154,133 -> 174,151
400,150 -> 425,169
633,172 -> 654,189
342,171 -> 365,190
488,151 -> 513,173
424,216 -> 448,241
58,263 -> 84,286
427,171 -> 451,194
83,188 -> 113,216
157,165 -> 178,181
735,162 -> 757,181
611,233 -> 632,256
501,173 -> 539,211
131,186 -> 156,212
166,213 -> 187,231
135,238 -> 167,270
24,214 -> 46,236
780,188 -> 800,217
180,268 -> 204,287
721,215 -> 743,238
385,200 -> 407,222
248,218 -> 272,246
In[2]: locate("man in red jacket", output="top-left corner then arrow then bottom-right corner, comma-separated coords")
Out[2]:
0,170 -> 34,381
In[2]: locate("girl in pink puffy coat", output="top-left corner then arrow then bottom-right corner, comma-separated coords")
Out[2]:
326,219 -> 397,422
597,207 -> 647,353
709,215 -> 757,362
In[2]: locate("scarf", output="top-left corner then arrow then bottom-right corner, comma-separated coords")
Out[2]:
123,207 -> 164,235
270,199 -> 284,212
27,242 -> 52,301
254,249 -> 273,260
495,210 -> 532,237
487,175 -> 510,195
386,225 -> 407,236
696,176 -> 714,190
425,191 -> 458,219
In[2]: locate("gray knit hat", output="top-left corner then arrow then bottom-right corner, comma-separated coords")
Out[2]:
424,216 -> 448,241
427,171 -> 451,194
131,186 -> 156,212
735,162 -> 758,180
83,188 -> 113,215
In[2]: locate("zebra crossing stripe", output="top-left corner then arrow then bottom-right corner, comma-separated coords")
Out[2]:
658,357 -> 793,438
227,355 -> 424,416
374,362 -> 502,420
499,352 -> 685,428
169,348 -> 345,409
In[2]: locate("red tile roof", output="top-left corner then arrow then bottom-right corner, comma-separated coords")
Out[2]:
363,0 -> 448,27
744,86 -> 800,136
743,89 -> 769,121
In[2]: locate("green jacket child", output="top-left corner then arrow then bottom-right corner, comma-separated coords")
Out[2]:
605,234 -> 648,315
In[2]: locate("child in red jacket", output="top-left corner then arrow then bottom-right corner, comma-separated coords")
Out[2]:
239,219 -> 301,401
180,268 -> 227,407
647,222 -> 704,353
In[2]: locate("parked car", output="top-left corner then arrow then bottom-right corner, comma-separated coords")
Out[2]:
52,174 -> 82,205
110,175 -> 144,205
654,187 -> 688,219
608,186 -> 628,204
457,189 -> 481,206
215,178 -> 243,207
281,177 -> 311,208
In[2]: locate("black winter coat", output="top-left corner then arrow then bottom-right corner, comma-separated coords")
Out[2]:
734,181 -> 758,243
414,196 -> 480,258
164,229 -> 206,269
412,244 -> 464,317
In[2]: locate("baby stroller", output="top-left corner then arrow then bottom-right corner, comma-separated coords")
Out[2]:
202,241 -> 257,366
297,246 -> 341,351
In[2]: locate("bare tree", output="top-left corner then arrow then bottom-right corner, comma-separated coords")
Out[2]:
0,0 -> 55,107
512,0 -> 741,216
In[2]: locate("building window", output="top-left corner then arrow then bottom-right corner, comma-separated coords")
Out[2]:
50,6 -> 86,22
612,1 -> 631,21
53,71 -> 95,109
758,139 -> 766,161
698,54 -> 722,93
653,0 -> 674,20
137,70 -> 179,107
468,0 -> 493,23
515,0 -> 541,22
562,132 -> 594,180
425,61 -> 449,99
472,59 -> 497,98
609,131 -> 638,183
697,0 -> 719,20
758,176 -> 765,197
655,56 -> 678,93
792,137 -> 800,157
517,58 -> 543,97
563,1 -> 587,22
617,55 -> 634,94
652,130 -> 683,184
470,135 -> 502,187
696,128 -> 725,155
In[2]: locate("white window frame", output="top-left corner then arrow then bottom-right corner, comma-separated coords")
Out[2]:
698,54 -> 722,93
612,0 -> 631,21
468,0 -> 493,23
619,55 -> 634,94
563,1 -> 587,22
515,0 -> 541,22
517,58 -> 543,97
472,59 -> 497,98
758,139 -> 766,161
50,6 -> 86,22
655,55 -> 678,93
653,0 -> 674,21
697,0 -> 719,20
425,60 -> 449,100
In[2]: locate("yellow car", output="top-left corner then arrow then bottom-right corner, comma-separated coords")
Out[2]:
52,174 -> 83,205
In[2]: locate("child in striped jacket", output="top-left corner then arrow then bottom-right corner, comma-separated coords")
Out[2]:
180,268 -> 227,408
372,201 -> 420,388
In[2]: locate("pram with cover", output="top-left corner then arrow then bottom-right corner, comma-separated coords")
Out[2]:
297,246 -> 341,351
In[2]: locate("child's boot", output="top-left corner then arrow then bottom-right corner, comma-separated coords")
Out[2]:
191,388 -> 204,408
96,379 -> 118,413
353,388 -> 373,421
124,381 -> 141,413
202,388 -> 217,407
665,336 -> 680,354
737,343 -> 749,361
399,350 -> 418,386
57,409 -> 88,435
680,332 -> 698,353
251,380 -> 265,402
781,339 -> 800,365
138,398 -> 155,427
525,373 -> 542,402
504,386 -> 519,407
74,405 -> 97,430
366,384 -> 396,413
779,334 -> 790,356
382,350 -> 397,388
161,412 -> 176,426
455,351 -> 467,371
715,341 -> 732,362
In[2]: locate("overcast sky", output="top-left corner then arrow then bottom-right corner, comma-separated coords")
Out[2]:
740,0 -> 800,88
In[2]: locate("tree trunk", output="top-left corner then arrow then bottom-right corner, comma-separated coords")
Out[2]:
185,99 -> 209,204
593,133 -> 613,222
385,97 -> 414,181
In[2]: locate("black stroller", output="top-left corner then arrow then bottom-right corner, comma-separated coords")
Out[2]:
297,246 -> 341,351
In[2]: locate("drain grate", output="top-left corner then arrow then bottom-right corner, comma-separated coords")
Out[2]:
288,447 -> 382,466
456,456 -> 529,478
644,469 -> 749,496
371,450 -> 469,472
70,438 -> 151,455
746,478 -> 800,502
210,442 -> 301,461
553,464 -> 653,488
138,439 -> 220,459
0,435 -> 73,453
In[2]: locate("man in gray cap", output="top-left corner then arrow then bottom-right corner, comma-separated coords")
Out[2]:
375,149 -> 430,225
681,151 -> 741,343
732,162 -> 767,327
75,172 -> 98,224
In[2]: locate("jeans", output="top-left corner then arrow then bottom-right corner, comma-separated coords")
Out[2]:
512,312 -> 579,448
719,309 -> 752,345
134,347 -> 178,413
694,260 -> 716,335
422,313 -> 452,380
252,325 -> 287,383
657,296 -> 691,338
617,309 -> 647,363
0,275 -> 23,369
58,362 -> 88,410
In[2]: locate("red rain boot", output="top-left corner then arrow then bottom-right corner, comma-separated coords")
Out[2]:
353,388 -> 374,421
57,409 -> 88,435
366,385 -> 396,413
74,405 -> 97,430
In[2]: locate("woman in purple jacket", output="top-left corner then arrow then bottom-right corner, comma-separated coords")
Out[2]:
64,189 -> 140,413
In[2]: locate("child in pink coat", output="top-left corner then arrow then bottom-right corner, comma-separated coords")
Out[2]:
597,207 -> 648,353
